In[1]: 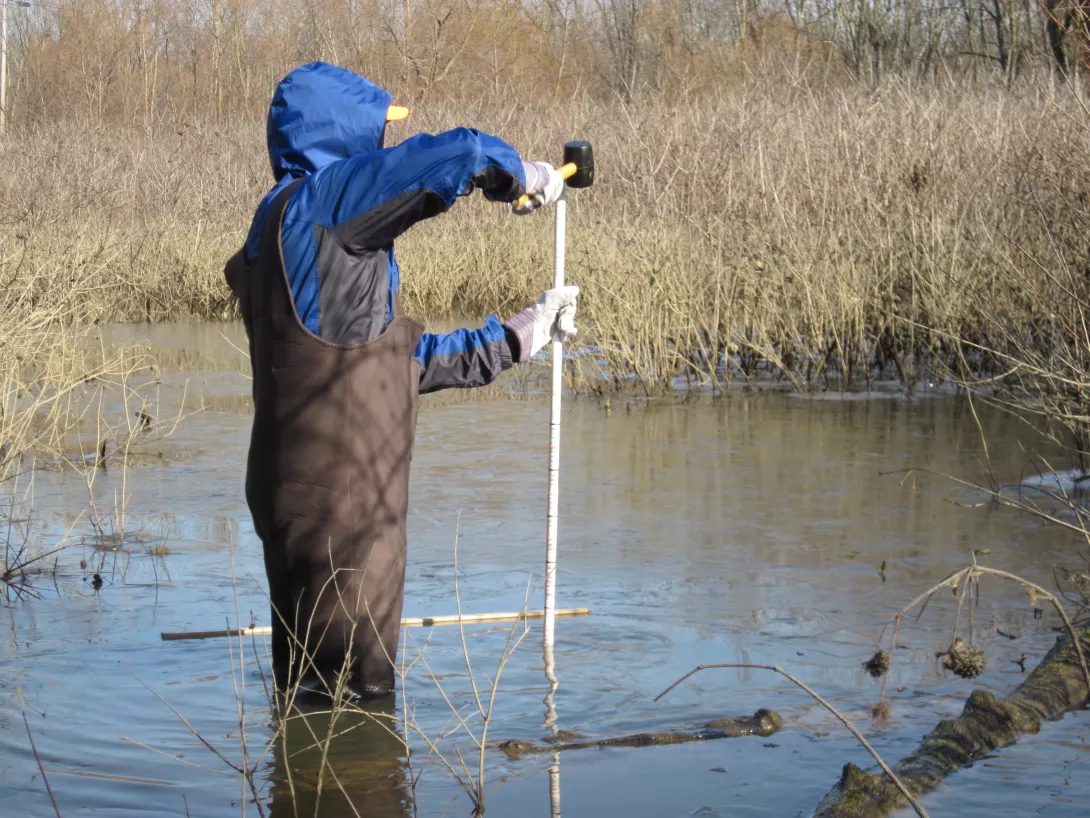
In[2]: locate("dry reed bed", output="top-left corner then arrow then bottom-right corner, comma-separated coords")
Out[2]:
2,84 -> 1086,393
0,263 -> 157,586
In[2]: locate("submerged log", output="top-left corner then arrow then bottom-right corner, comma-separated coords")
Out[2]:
497,708 -> 783,759
814,630 -> 1090,818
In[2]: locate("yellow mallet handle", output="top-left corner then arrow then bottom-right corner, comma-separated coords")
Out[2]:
513,162 -> 579,210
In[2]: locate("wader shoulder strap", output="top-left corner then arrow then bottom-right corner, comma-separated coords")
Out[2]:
260,178 -> 305,263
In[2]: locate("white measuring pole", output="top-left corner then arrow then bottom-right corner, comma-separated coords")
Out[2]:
543,188 -> 566,648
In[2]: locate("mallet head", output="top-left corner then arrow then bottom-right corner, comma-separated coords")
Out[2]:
563,141 -> 594,189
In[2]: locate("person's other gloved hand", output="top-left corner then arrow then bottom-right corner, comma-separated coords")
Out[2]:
503,285 -> 580,361
512,161 -> 565,215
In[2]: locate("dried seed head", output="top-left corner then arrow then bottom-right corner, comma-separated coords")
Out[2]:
941,637 -> 986,679
863,650 -> 891,679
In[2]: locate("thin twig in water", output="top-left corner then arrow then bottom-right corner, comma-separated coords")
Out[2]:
655,663 -> 929,818
226,541 -> 267,818
123,665 -> 243,774
22,707 -> 62,818
119,737 -> 235,777
453,514 -> 485,718
401,518 -> 541,815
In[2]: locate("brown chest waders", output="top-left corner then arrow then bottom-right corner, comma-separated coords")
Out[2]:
225,180 -> 424,698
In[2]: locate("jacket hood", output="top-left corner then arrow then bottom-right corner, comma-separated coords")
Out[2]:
266,62 -> 393,181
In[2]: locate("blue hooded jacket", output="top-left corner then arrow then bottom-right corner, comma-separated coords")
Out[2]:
243,62 -> 529,392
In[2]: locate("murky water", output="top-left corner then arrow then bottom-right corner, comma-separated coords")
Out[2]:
2,323 -> 1088,817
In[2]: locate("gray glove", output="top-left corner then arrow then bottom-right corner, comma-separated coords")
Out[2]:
512,161 -> 565,216
503,286 -> 580,361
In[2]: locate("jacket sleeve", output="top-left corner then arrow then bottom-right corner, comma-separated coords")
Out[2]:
309,128 -> 527,250
414,317 -> 518,394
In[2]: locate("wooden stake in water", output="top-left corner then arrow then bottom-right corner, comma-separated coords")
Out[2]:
159,608 -> 590,641
544,190 -> 566,649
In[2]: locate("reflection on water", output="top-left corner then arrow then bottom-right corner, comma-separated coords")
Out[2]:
268,698 -> 409,818
544,644 -> 562,818
1,322 -> 1088,817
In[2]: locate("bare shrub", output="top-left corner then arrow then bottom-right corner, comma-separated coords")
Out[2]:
5,84 -> 1088,394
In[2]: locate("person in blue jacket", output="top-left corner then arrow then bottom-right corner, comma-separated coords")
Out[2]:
225,62 -> 578,700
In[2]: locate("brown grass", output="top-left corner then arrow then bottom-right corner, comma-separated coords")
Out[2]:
0,233 -> 193,591
3,82 -> 1088,395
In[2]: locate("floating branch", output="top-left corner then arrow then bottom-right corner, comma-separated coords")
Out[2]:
814,628 -> 1090,817
497,709 -> 783,759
